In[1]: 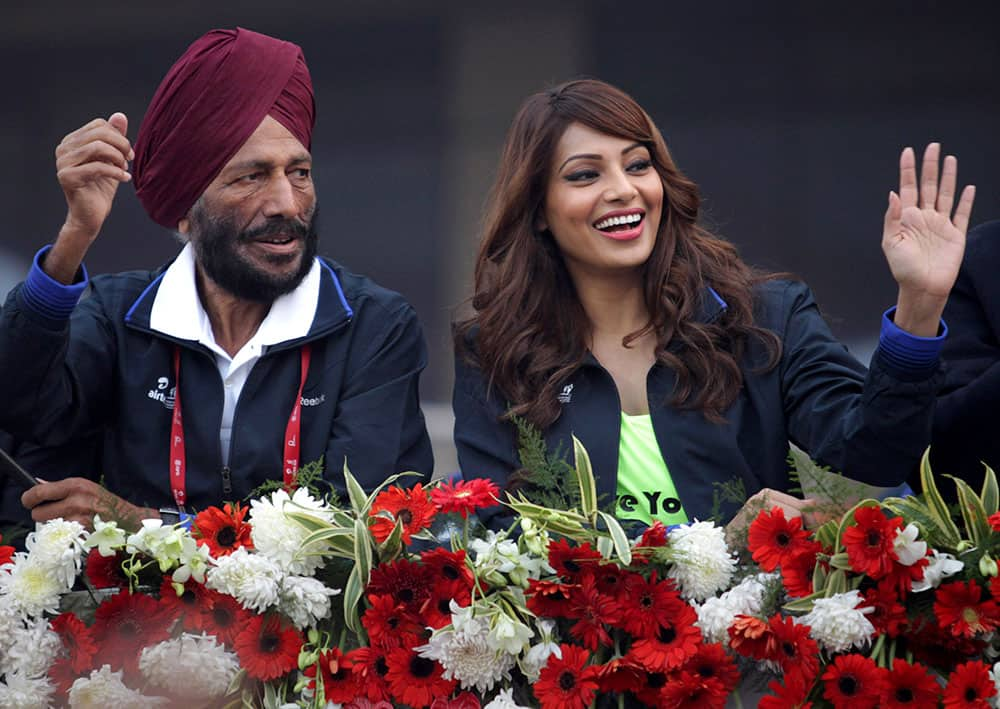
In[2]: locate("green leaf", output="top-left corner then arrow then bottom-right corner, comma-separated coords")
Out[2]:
783,592 -> 824,613
353,518 -> 373,585
343,563 -> 365,635
824,569 -> 847,597
376,518 -> 405,561
595,536 -> 614,559
918,447 -> 962,543
344,461 -> 369,516
982,463 -> 999,516
947,474 -> 992,547
882,495 -> 960,551
827,552 -> 852,570
813,519 -> 840,551
572,435 -> 598,519
596,511 -> 632,566
811,560 -> 827,595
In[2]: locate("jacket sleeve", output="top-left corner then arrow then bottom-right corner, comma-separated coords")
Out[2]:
778,280 -> 941,487
326,302 -> 433,491
932,221 -> 1000,475
0,258 -> 116,446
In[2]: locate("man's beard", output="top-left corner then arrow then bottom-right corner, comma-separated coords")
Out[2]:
187,204 -> 320,304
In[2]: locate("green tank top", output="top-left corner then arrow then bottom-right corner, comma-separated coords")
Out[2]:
616,411 -> 688,526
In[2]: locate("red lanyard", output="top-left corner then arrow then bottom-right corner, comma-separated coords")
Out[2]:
170,345 -> 312,512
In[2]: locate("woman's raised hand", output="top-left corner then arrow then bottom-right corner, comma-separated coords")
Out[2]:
882,143 -> 975,336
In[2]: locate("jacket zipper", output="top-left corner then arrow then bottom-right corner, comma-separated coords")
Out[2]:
220,465 -> 233,496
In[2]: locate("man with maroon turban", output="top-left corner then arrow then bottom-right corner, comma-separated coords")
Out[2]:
0,28 -> 433,529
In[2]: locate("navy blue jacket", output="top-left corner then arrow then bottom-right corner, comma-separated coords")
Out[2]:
0,255 -> 433,512
931,220 -> 1000,488
454,280 -> 942,525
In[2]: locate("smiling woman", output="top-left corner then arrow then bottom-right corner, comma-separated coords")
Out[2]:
452,78 -> 975,533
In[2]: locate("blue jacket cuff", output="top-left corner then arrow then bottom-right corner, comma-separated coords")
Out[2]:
877,306 -> 946,377
20,246 -> 89,320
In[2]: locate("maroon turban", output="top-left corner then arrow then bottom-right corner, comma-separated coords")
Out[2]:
132,28 -> 315,229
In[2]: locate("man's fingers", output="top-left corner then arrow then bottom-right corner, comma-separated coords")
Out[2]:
57,140 -> 131,172
107,112 -> 128,137
57,162 -> 132,187
56,121 -> 133,162
919,142 -> 940,210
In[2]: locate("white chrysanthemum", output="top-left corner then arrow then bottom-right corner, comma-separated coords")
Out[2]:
278,575 -> 340,630
416,601 -> 515,693
0,554 -> 64,617
912,550 -> 965,592
665,521 -> 737,601
24,518 -> 87,589
126,519 -> 189,572
249,488 -> 332,576
4,617 -> 61,677
893,524 -> 927,566
68,665 -> 169,708
139,633 -> 240,699
0,669 -> 55,709
86,516 -> 127,557
0,603 -> 21,672
483,688 -> 533,709
205,547 -> 282,612
695,573 -> 774,643
520,618 -> 561,682
800,590 -> 875,653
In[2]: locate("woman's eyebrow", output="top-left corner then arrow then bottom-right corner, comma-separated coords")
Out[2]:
558,142 -> 645,172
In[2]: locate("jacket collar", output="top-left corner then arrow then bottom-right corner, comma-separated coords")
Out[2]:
124,245 -> 353,344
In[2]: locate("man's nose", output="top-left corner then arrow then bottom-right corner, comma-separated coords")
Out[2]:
262,173 -> 299,218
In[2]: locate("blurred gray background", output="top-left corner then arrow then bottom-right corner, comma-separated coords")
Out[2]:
2,0 -> 998,476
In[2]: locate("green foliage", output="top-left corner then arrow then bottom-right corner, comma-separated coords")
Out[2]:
510,414 -> 582,512
244,457 -> 340,507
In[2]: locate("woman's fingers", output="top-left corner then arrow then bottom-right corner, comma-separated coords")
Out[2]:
953,184 -> 977,236
898,147 -> 918,209
919,142 -> 940,210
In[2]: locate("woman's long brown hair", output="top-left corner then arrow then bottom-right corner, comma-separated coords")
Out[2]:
455,79 -> 781,428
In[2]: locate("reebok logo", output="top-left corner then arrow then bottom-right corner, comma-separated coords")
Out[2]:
557,383 -> 574,404
301,394 -> 326,407
147,376 -> 176,410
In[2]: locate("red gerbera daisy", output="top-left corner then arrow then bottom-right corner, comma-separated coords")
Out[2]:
841,505 -> 902,579
758,672 -> 812,709
989,511 -> 1000,532
567,572 -> 620,651
90,591 -> 173,674
861,580 -> 908,638
547,538 -> 602,581
419,547 -> 474,588
50,612 -> 97,674
943,660 -> 996,708
385,646 -> 456,708
619,571 -> 685,638
596,657 -> 646,694
430,693 -> 481,709
349,646 -> 393,702
84,548 -> 129,588
765,614 -> 820,686
159,576 -> 215,632
200,589 -> 252,646
882,552 -> 931,596
658,670 -> 729,709
680,642 -> 740,697
935,580 -> 1000,638
628,602 -> 701,672
781,541 -> 824,598
0,534 -> 13,567
727,614 -> 774,661
526,579 -> 576,618
821,653 -> 885,709
420,577 -> 472,630
192,502 -> 253,556
234,614 -> 303,682
748,506 -> 814,572
304,647 -> 362,704
430,477 -> 499,518
591,562 -> 630,601
369,483 -> 436,545
362,594 -> 426,651
534,644 -> 600,709
368,557 -> 434,610
880,658 -> 941,708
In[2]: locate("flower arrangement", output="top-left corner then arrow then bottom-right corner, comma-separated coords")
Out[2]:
4,441 -> 1000,708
